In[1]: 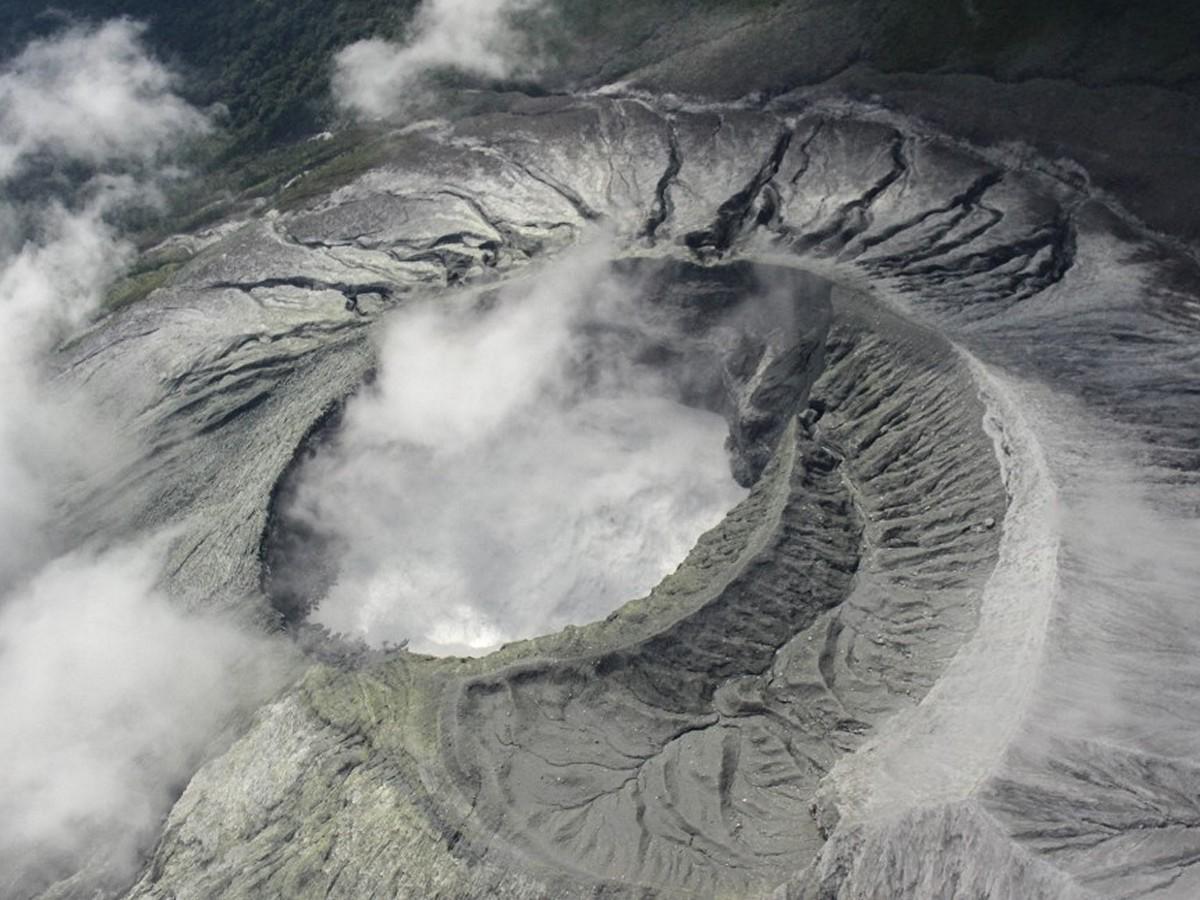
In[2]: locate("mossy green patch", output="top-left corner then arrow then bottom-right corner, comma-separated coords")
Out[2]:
275,132 -> 399,212
103,260 -> 185,312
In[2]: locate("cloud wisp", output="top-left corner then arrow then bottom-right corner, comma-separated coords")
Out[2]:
0,20 -> 211,587
0,19 -> 212,587
0,23 -> 292,896
333,0 -> 545,118
0,542 -> 291,895
279,243 -> 748,656
0,20 -> 208,182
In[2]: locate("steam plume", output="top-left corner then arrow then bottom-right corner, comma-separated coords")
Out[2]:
283,242 -> 747,656
334,0 -> 545,118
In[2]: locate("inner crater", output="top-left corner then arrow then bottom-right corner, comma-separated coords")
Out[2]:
262,253 -> 833,656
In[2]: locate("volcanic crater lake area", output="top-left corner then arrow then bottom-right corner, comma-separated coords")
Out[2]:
2,7 -> 1199,898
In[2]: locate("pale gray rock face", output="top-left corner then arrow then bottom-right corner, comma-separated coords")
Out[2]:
41,91 -> 1200,899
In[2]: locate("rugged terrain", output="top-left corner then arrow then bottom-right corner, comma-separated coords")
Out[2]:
27,88 -> 1198,898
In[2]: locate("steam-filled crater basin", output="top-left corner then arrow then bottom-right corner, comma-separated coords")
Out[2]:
243,251 -> 1007,892
261,258 -> 835,656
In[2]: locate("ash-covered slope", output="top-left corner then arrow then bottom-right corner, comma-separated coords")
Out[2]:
40,91 -> 1200,899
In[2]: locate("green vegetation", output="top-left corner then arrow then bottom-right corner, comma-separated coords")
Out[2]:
867,0 -> 1200,84
273,130 -> 399,211
104,258 -> 186,312
0,0 -> 418,151
4,0 -> 1193,165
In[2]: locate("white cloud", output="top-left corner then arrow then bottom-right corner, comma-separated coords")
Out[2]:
0,20 -> 209,181
0,183 -> 144,586
0,543 -> 292,888
282,242 -> 747,656
0,18 -> 209,584
334,0 -> 545,118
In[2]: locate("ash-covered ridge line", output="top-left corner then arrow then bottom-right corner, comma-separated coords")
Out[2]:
685,126 -> 793,256
40,92 -> 1200,900
786,129 -> 910,256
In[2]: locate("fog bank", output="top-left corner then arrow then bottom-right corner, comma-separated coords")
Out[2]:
0,23 -> 292,896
